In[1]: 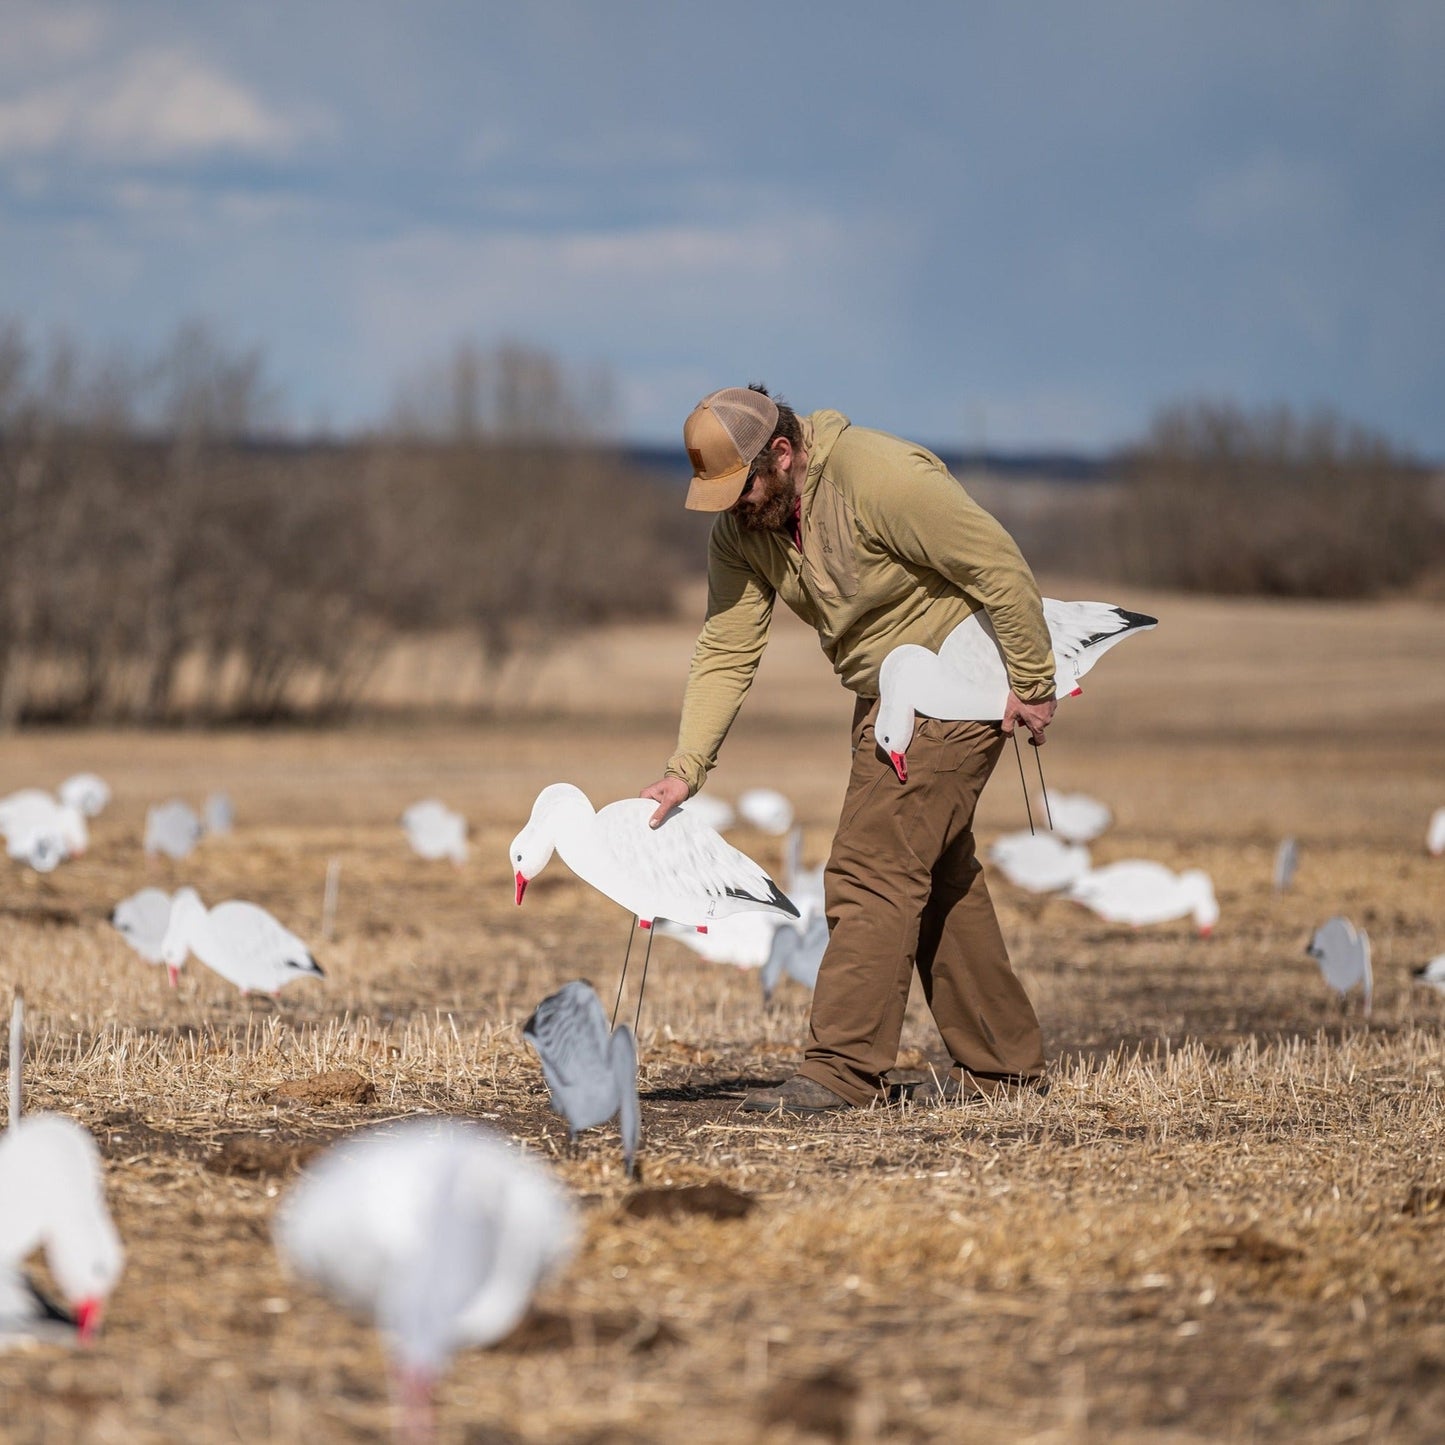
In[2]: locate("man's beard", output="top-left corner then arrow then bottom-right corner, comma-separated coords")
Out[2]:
732,464 -> 795,534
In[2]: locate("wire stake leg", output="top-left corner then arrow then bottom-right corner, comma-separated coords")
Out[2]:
632,926 -> 657,1037
1033,744 -> 1054,832
611,916 -> 637,1028
1012,732 -> 1037,835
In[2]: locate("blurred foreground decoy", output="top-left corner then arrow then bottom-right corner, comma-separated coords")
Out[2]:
275,1118 -> 575,1440
1,994 -> 125,1347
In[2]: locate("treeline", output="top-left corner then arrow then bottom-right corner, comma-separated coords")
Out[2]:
2,321 -> 1438,728
0,327 -> 681,726
1116,401 -> 1441,598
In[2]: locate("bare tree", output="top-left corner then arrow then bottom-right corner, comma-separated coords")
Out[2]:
0,325 -> 681,727
1118,400 -> 1439,598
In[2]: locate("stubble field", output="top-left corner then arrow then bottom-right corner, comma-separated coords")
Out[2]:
2,581 -> 1445,1444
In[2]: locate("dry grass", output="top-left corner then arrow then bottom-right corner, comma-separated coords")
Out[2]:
1,582 -> 1444,1443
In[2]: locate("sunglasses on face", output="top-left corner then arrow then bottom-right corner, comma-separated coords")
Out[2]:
737,445 -> 776,502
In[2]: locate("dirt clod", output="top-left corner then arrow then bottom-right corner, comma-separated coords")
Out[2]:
269,1068 -> 375,1106
501,1308 -> 681,1355
762,1366 -> 861,1441
620,1183 -> 755,1222
205,1134 -> 321,1177
1201,1225 -> 1303,1264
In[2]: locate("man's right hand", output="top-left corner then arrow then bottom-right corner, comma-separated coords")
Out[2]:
1001,691 -> 1057,746
640,776 -> 690,828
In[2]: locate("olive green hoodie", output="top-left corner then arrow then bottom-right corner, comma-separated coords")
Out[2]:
664,410 -> 1055,794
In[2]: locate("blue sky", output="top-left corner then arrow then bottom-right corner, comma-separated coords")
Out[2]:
1,2 -> 1441,452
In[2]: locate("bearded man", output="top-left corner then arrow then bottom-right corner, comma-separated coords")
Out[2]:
640,385 -> 1057,1114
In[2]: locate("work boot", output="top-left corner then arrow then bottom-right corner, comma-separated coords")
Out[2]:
911,1071 -> 1050,1105
739,1075 -> 854,1115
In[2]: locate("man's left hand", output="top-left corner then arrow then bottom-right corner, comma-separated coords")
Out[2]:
1001,691 -> 1057,745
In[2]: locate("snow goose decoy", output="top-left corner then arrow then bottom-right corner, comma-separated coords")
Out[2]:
653,830 -> 822,968
58,774 -> 110,819
654,910 -> 791,969
1067,861 -> 1218,936
511,784 -> 796,929
1274,837 -> 1300,892
1307,916 -> 1373,1016
760,908 -> 828,1004
988,832 -> 1092,894
736,787 -> 795,836
402,799 -> 468,865
1,994 -> 125,1345
275,1118 -> 575,1434
1428,808 -> 1445,858
511,783 -> 797,1029
1413,954 -> 1445,993
203,792 -> 234,837
160,891 -> 324,996
523,981 -> 639,1176
111,887 -> 193,986
0,790 -> 88,869
875,599 -> 1157,782
144,800 -> 203,861
1041,792 -> 1111,845
677,793 -> 736,832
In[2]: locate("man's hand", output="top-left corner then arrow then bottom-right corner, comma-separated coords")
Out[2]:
1001,691 -> 1057,746
640,776 -> 690,828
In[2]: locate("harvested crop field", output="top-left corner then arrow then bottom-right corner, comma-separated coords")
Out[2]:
3,583 -> 1445,1444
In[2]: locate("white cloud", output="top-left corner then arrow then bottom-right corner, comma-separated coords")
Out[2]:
0,45 -> 305,161
346,212 -> 891,361
0,4 -> 106,76
337,211 -> 908,435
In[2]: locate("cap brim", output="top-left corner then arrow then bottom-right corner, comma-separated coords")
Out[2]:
684,462 -> 749,512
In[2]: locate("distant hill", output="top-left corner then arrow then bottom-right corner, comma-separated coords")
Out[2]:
622,443 -> 1115,485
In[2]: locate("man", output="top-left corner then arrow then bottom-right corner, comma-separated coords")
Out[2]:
640,386 -> 1057,1114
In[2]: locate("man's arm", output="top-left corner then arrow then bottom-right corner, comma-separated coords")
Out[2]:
641,524 -> 774,825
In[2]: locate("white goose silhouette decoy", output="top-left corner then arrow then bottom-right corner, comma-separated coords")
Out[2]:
737,787 -> 795,836
1429,808 -> 1445,858
677,794 -> 736,832
111,887 -> 195,986
655,910 -> 789,969
0,790 -> 88,869
510,784 -> 797,930
145,800 -> 203,861
2,994 -> 125,1344
524,981 -> 639,1176
204,792 -> 235,837
1414,954 -> 1445,993
402,800 -> 468,865
1042,792 -> 1112,844
875,600 -> 1157,781
989,832 -> 1092,893
1307,916 -> 1373,1015
160,891 -> 324,996
513,785 -> 798,1030
1067,861 -> 1219,936
275,1118 -> 575,1434
58,774 -> 110,819
760,908 -> 828,1003
1274,837 -> 1300,891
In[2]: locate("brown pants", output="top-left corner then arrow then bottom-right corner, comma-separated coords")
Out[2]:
798,698 -> 1045,1105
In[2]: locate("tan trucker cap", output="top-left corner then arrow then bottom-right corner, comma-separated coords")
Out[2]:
682,387 -> 779,511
